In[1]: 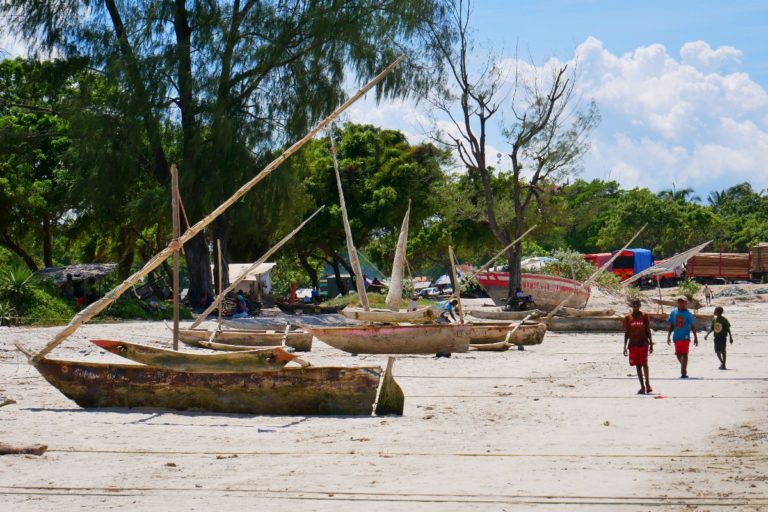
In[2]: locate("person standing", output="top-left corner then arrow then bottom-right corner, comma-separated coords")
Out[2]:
667,297 -> 699,378
623,299 -> 654,394
703,284 -> 713,306
704,306 -> 733,370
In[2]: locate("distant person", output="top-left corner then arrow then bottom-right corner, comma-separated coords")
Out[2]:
703,284 -> 713,306
410,294 -> 419,311
232,292 -> 248,318
437,298 -> 459,323
623,299 -> 654,394
704,306 -> 733,370
667,297 -> 699,378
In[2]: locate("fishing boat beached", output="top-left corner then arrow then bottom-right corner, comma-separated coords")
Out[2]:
477,272 -> 591,310
465,322 -> 547,345
307,323 -> 472,354
178,328 -> 313,352
340,306 -> 440,324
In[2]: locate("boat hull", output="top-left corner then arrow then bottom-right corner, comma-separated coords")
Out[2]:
340,306 -> 440,324
30,357 -> 383,416
179,328 -> 312,352
91,340 -> 301,373
466,322 -> 547,345
276,302 -> 346,315
467,309 -> 544,321
307,324 -> 471,354
476,272 -> 590,310
543,316 -> 625,332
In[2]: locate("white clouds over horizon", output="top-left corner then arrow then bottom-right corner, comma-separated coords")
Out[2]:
348,37 -> 768,195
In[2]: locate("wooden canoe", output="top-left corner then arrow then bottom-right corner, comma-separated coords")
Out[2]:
17,349 -> 391,416
476,272 -> 590,310
557,307 -> 616,317
178,328 -> 312,352
306,323 -> 471,354
542,316 -> 625,332
465,322 -> 547,346
275,301 -> 347,314
467,309 -> 544,321
340,306 -> 440,324
91,339 -> 306,372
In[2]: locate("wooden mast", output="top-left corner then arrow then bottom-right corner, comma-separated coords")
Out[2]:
216,240 -> 223,326
32,55 -> 404,361
329,131 -> 370,310
171,165 -> 181,351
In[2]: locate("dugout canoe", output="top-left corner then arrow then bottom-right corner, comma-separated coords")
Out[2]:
178,328 -> 312,352
557,306 -> 616,317
466,322 -> 547,346
276,301 -> 347,315
542,316 -> 625,332
340,306 -> 440,324
16,345 -> 393,416
91,340 -> 307,372
306,323 -> 471,354
467,309 -> 544,321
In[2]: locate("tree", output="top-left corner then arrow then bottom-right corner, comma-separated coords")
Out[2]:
423,0 -> 599,293
1,0 -> 444,304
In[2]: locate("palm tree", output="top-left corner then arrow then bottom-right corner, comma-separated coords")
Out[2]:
657,185 -> 701,203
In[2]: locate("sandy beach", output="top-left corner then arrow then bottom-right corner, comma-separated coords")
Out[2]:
1,292 -> 766,511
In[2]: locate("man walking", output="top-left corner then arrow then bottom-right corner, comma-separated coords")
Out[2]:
703,284 -> 713,306
704,306 -> 734,370
667,297 -> 698,378
623,299 -> 653,394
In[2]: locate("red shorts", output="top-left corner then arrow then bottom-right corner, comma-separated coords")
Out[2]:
628,346 -> 648,366
674,340 -> 690,355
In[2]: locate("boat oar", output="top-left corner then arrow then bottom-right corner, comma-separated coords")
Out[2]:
375,357 -> 404,416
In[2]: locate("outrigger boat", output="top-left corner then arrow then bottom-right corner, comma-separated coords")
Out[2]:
307,323 -> 472,355
15,57 -> 408,416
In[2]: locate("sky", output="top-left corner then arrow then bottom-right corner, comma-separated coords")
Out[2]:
2,1 -> 767,197
345,0 -> 768,197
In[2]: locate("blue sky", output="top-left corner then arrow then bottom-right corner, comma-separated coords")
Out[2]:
347,1 -> 768,197
3,1 -> 767,196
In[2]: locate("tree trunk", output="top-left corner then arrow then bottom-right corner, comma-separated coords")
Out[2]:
184,232 -> 213,307
212,217 -> 230,293
298,252 -> 319,290
328,256 -> 348,295
42,215 -> 53,268
1,233 -> 38,271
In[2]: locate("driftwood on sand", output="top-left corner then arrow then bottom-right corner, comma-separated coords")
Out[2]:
0,442 -> 47,456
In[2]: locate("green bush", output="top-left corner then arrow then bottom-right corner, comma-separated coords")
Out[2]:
98,296 -> 192,321
677,278 -> 702,301
0,301 -> 14,326
22,288 -> 77,326
540,249 -> 622,291
0,266 -> 38,316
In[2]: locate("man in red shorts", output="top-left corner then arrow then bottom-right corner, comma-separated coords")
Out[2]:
666,297 -> 699,378
623,299 -> 653,394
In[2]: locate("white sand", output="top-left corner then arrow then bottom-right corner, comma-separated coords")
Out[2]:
0,295 -> 766,511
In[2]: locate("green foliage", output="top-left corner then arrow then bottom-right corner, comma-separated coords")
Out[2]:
677,278 -> 702,301
0,301 -> 14,326
22,288 -> 77,326
0,266 -> 38,315
540,249 -> 622,291
98,296 -> 192,321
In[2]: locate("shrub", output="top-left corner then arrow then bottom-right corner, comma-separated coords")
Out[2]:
22,288 -> 77,326
541,249 -> 623,291
677,278 -> 701,301
98,296 -> 192,321
0,266 -> 38,316
0,301 -> 14,326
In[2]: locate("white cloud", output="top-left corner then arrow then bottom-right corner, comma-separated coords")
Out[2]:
680,41 -> 743,74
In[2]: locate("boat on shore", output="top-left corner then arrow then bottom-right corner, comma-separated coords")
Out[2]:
178,328 -> 312,352
91,339 -> 306,372
467,309 -> 544,321
465,322 -> 547,345
340,306 -> 440,324
540,312 -> 713,332
476,272 -> 590,310
17,345 -> 388,416
306,323 -> 472,354
276,301 -> 347,315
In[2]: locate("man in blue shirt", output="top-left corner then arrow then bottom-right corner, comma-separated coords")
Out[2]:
666,297 -> 699,378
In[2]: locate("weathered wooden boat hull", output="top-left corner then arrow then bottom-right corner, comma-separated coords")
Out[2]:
542,313 -> 712,332
477,272 -> 590,310
340,306 -> 440,324
558,307 -> 616,317
28,356 -> 385,416
307,324 -> 471,354
91,340 -> 301,372
276,302 -> 347,315
179,329 -> 312,352
467,309 -> 544,321
466,322 -> 547,346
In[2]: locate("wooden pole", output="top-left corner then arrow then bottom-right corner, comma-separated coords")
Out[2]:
448,246 -> 464,324
31,55 -> 404,360
216,240 -> 223,326
171,165 -> 181,351
545,224 -> 647,319
329,131 -> 370,310
190,206 -> 325,329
